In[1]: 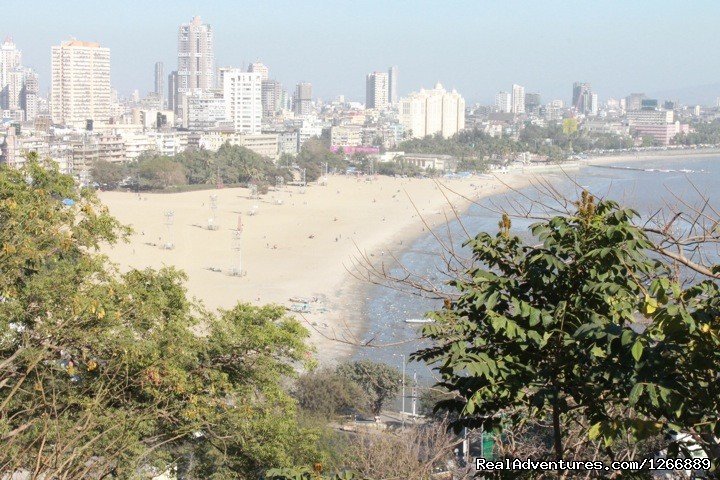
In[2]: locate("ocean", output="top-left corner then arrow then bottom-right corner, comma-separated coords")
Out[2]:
353,154 -> 720,409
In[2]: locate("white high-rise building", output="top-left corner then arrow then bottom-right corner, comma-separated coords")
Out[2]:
511,84 -> 525,114
589,93 -> 599,116
51,39 -> 111,128
177,17 -> 214,105
0,37 -> 22,111
388,65 -> 398,105
366,71 -> 389,110
221,68 -> 262,134
399,82 -> 465,139
495,91 -> 512,113
247,62 -> 269,81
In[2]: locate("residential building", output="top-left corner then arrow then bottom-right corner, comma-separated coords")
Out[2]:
524,92 -> 541,114
294,82 -> 312,116
625,93 -> 646,112
495,91 -> 512,113
185,91 -> 226,130
51,40 -> 111,128
177,16 -> 214,113
330,124 -> 362,147
167,71 -> 178,115
589,93 -> 599,116
511,84 -> 525,114
401,153 -> 457,172
21,70 -> 38,121
388,66 -> 398,105
222,68 -> 262,134
366,71 -> 389,110
0,37 -> 22,108
399,82 -> 465,139
261,79 -> 282,117
247,62 -> 269,81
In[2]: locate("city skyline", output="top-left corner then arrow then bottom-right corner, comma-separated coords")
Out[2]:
3,0 -> 720,104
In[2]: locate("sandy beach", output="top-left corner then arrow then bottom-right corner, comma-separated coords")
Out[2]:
98,149 -> 720,363
99,173 -> 533,363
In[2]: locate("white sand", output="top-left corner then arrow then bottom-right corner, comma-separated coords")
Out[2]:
99,174 -> 531,362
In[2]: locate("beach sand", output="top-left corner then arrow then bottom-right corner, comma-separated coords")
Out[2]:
99,173 -> 533,363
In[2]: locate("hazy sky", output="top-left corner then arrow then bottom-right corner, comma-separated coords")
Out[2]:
4,0 -> 720,103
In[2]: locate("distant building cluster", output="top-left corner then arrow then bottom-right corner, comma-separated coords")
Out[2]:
0,16 -> 709,181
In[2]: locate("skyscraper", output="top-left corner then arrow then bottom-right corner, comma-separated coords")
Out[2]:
247,62 -> 269,81
495,91 -> 512,113
177,16 -> 214,111
261,79 -> 282,116
21,70 -> 38,121
388,65 -> 398,105
51,39 -> 111,128
365,71 -> 389,110
294,82 -> 312,116
167,70 -> 178,113
399,83 -> 465,139
0,37 -> 22,110
511,84 -> 525,114
154,61 -> 164,106
572,82 -> 592,113
222,68 -> 262,134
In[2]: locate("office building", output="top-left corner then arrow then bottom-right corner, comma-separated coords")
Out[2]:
524,92 -> 541,113
154,61 -> 164,107
572,82 -> 592,113
222,68 -> 262,134
388,65 -> 398,104
366,71 -> 389,110
21,69 -> 38,121
51,39 -> 111,128
625,93 -> 646,112
399,82 -> 465,139
495,91 -> 512,113
511,84 -> 525,114
294,82 -> 312,116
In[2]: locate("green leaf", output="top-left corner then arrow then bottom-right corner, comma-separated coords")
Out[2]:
631,340 -> 643,362
629,383 -> 644,405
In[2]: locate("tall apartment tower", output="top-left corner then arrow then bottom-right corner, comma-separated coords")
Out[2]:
0,37 -> 22,110
222,68 -> 262,134
399,82 -> 465,139
261,79 -> 282,116
388,65 -> 398,105
177,16 -> 214,109
247,62 -> 269,81
294,82 -> 312,116
21,70 -> 38,121
511,84 -> 525,114
51,40 -> 111,128
495,91 -> 512,113
365,71 -> 389,110
154,61 -> 164,106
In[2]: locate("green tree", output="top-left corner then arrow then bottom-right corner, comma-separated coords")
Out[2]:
335,360 -> 402,416
0,158 -> 323,478
135,154 -> 188,189
90,158 -> 126,187
294,369 -> 370,417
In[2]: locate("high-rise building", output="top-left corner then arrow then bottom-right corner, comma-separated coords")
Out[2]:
0,37 -> 22,111
511,84 -> 525,114
495,91 -> 512,113
51,39 -> 111,128
222,68 -> 262,134
388,65 -> 398,105
589,93 -> 599,116
625,93 -> 645,112
177,16 -> 214,110
365,71 -> 389,110
524,92 -> 542,113
247,62 -> 269,81
572,82 -> 592,113
154,61 -> 164,106
21,69 -> 38,121
261,79 -> 282,116
167,71 -> 178,114
294,82 -> 312,116
399,82 -> 465,139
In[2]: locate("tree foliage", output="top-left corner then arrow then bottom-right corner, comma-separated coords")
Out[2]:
0,157 -> 323,478
335,360 -> 402,416
413,191 -> 720,473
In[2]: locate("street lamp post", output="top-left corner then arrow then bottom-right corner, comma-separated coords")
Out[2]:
393,353 -> 406,426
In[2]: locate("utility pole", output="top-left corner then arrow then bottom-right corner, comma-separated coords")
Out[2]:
393,353 -> 406,426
